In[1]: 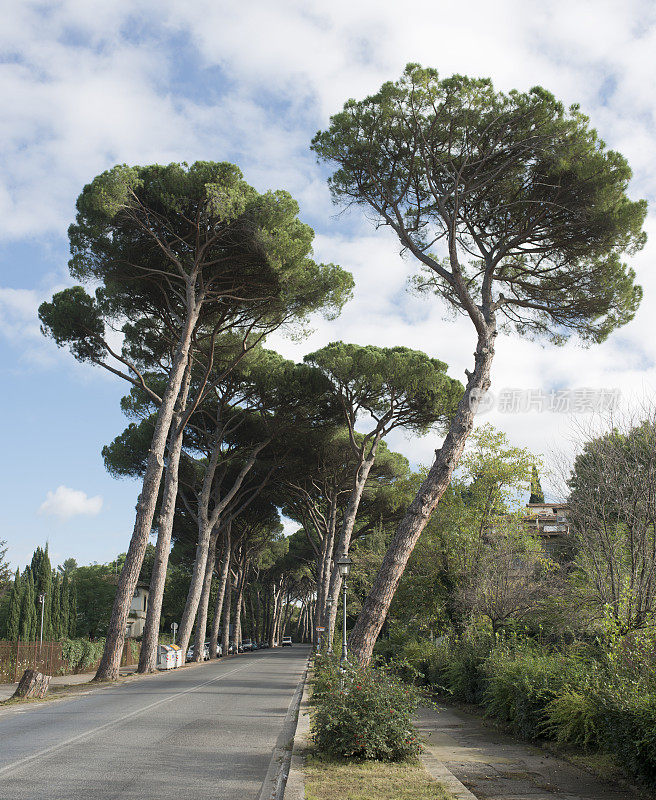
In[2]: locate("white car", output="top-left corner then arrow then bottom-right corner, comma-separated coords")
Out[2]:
281,636 -> 293,647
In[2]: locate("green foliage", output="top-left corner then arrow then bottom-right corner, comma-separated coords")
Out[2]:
529,466 -> 545,504
6,569 -> 22,641
305,343 -> 462,437
311,656 -> 423,761
72,566 -> 118,638
397,630 -> 656,788
19,570 -> 36,640
60,638 -> 107,673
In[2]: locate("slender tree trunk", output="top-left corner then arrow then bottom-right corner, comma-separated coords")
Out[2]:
209,527 -> 231,658
177,444 -> 266,655
349,334 -> 496,663
138,361 -> 192,673
268,583 -> 279,647
232,554 -> 247,648
325,449 -> 379,645
192,530 -> 218,661
221,569 -> 232,656
95,303 -> 200,681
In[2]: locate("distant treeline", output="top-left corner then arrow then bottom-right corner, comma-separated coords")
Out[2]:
0,546 -> 76,641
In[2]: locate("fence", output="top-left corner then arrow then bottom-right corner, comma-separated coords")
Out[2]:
0,639 -> 140,683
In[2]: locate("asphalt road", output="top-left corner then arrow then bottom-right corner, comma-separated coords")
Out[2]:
0,645 -> 309,800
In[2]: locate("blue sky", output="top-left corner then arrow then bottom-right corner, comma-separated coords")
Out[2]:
2,0 -> 656,570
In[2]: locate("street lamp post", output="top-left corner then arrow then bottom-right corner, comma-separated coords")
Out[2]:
335,556 -> 352,669
38,593 -> 45,655
325,596 -> 333,654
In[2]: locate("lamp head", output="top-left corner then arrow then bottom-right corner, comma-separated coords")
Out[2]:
336,555 -> 353,577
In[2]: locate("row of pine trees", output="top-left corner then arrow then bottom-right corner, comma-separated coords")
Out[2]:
2,545 -> 76,641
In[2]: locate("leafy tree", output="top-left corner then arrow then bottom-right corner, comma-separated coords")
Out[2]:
391,426 -> 537,634
40,161 -> 352,679
567,413 -> 656,632
312,64 -> 647,662
60,574 -> 70,639
530,466 -> 545,504
72,566 -> 117,639
50,575 -> 62,639
68,578 -> 77,637
58,558 -> 78,576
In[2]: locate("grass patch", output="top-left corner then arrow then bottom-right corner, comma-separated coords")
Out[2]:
304,753 -> 454,800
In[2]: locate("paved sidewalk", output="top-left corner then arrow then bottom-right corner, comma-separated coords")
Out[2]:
415,703 -> 636,800
0,665 -> 138,701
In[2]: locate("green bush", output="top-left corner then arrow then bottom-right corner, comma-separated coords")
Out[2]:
311,657 -> 423,761
60,638 -> 106,673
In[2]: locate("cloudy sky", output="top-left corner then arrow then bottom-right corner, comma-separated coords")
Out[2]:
1,0 -> 654,570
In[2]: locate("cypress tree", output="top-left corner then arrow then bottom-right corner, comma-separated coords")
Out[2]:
20,571 -> 36,640
50,575 -> 62,639
68,580 -> 77,638
530,465 -> 545,504
30,546 -> 44,584
37,546 -> 52,637
7,569 -> 22,641
60,575 -> 70,640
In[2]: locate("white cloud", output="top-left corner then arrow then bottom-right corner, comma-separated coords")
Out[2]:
38,485 -> 103,520
2,0 -> 656,497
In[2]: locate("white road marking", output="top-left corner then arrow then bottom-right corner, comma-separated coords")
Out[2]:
0,659 -> 263,777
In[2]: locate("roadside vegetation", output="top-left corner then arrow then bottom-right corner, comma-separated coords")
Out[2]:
0,58 -> 651,795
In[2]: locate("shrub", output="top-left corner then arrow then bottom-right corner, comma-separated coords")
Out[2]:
311,657 -> 423,761
60,638 -> 106,673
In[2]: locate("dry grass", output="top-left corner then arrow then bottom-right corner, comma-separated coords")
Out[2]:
304,753 -> 454,800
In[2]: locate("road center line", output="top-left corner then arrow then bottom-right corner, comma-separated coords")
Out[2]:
0,659 -> 265,778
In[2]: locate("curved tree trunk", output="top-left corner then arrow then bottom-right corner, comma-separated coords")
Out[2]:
95,304 -> 200,681
138,362 -> 192,673
348,335 -> 495,663
209,527 -> 231,658
192,530 -> 218,661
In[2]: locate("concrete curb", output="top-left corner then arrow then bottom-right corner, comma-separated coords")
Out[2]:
420,750 -> 479,800
282,665 -> 311,800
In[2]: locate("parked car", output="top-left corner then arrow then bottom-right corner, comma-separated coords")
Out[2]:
281,636 -> 293,647
241,639 -> 253,652
186,643 -> 210,661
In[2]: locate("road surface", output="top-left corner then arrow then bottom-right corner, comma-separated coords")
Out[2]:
0,645 -> 309,800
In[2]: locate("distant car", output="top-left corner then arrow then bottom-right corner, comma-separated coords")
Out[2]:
241,639 -> 253,652
281,636 -> 293,647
